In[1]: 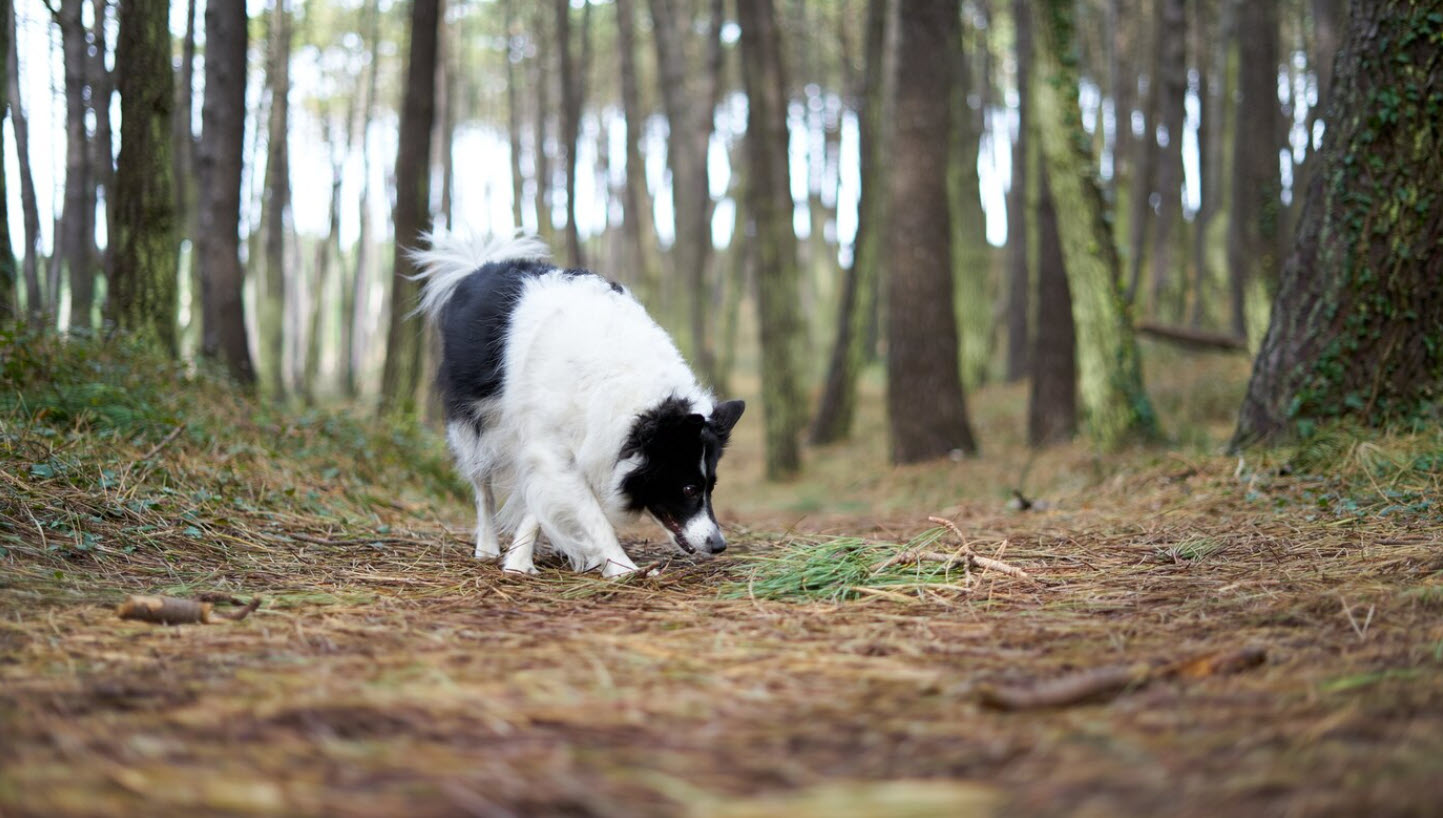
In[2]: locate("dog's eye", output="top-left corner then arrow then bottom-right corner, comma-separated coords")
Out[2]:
682,484 -> 700,499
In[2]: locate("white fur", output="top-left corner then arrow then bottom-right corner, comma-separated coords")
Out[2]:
418,231 -> 714,577
409,229 -> 550,322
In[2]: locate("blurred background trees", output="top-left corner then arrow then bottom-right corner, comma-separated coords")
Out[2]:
2,0 -> 1438,471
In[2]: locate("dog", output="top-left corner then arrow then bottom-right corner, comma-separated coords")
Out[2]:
411,231 -> 745,578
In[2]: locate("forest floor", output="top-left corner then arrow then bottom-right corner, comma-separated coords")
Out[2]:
2,335 -> 1442,817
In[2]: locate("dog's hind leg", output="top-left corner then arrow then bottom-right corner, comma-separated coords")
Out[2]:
472,479 -> 501,560
501,512 -> 541,575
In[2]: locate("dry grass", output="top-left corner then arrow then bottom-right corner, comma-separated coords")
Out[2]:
2,334 -> 1442,817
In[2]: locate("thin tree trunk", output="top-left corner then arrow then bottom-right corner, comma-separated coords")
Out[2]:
555,0 -> 586,267
1232,0 -> 1443,448
87,0 -> 113,285
57,0 -> 93,331
1028,160 -> 1077,446
1227,0 -> 1282,343
950,13 -> 993,389
303,119 -> 344,406
0,0 -> 11,322
885,0 -> 978,464
5,2 -> 41,325
1146,0 -> 1186,319
811,0 -> 888,444
1124,0 -> 1158,305
503,0 -> 526,230
649,0 -> 719,385
174,0 -> 200,346
108,0 -> 177,352
260,0 -> 293,398
1190,0 -> 1235,329
378,0 -> 442,417
1033,0 -> 1158,448
435,23 -> 455,231
737,0 -> 806,477
346,0 -> 382,399
196,0 -> 255,386
1003,0 -> 1032,382
531,5 -> 553,245
615,0 -> 659,297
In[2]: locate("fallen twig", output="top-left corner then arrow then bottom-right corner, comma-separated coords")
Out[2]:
926,516 -> 1033,581
116,594 -> 261,625
978,646 -> 1268,710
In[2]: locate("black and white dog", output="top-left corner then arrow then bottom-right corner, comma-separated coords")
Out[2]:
412,232 -> 745,577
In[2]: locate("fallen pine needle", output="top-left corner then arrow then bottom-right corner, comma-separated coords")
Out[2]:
116,594 -> 261,625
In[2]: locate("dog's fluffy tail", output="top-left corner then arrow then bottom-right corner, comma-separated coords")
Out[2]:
408,230 -> 550,322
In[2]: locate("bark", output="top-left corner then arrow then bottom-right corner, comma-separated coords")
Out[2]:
1146,0 -> 1186,318
1124,0 -> 1158,305
503,0 -> 525,230
5,4 -> 40,325
175,0 -> 200,344
0,0 -> 10,322
87,0 -> 113,281
1226,0 -> 1282,341
615,0 -> 660,296
303,117 -> 344,406
737,0 -> 806,478
196,0 -> 255,386
950,12 -> 993,390
649,0 -> 719,385
1027,161 -> 1077,446
57,0 -> 94,331
1232,0 -> 1443,448
884,0 -> 977,464
1033,0 -> 1158,448
555,0 -> 587,267
108,0 -> 177,352
346,0 -> 382,399
260,0 -> 293,398
378,0 -> 442,417
1190,0 -> 1235,329
810,0 -> 888,444
1003,0 -> 1031,382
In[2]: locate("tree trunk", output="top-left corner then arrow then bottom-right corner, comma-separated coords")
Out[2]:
503,0 -> 526,230
649,0 -> 719,386
737,0 -> 806,478
87,0 -> 113,287
1190,0 -> 1235,329
1146,0 -> 1186,318
196,0 -> 255,386
531,4 -> 553,244
0,0 -> 11,322
303,117 -> 344,407
346,0 -> 382,399
1226,0 -> 1282,341
1124,0 -> 1158,306
884,0 -> 978,464
1028,161 -> 1077,447
260,0 -> 293,398
6,3 -> 42,326
1033,0 -> 1158,448
378,0 -> 442,417
107,0 -> 177,352
950,13 -> 993,389
174,0 -> 200,347
1232,0 -> 1443,448
615,0 -> 660,297
57,0 -> 94,331
1003,0 -> 1031,382
555,0 -> 586,267
810,0 -> 888,444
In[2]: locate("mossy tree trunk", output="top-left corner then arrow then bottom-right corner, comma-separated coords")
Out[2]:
107,0 -> 177,353
1232,0 -> 1443,448
737,0 -> 806,478
810,0 -> 887,445
259,1 -> 292,399
949,15 -> 994,390
1032,0 -> 1158,448
378,0 -> 441,418
885,0 -> 978,464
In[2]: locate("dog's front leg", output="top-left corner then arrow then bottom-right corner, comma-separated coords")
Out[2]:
502,514 -> 541,575
471,480 -> 501,559
522,449 -> 638,578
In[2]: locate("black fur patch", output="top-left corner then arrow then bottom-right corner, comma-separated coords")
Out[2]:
620,398 -> 745,540
437,259 -> 622,426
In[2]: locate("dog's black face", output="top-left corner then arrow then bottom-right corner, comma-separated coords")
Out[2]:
621,398 -> 746,557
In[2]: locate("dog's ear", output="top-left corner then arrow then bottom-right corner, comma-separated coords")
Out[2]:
709,400 -> 746,444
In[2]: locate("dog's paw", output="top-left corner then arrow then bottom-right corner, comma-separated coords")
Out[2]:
501,559 -> 539,576
601,559 -> 640,580
474,538 -> 501,560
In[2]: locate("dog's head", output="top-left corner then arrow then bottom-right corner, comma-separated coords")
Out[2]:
620,398 -> 746,558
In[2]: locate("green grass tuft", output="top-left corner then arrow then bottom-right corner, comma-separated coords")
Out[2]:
724,527 -> 974,602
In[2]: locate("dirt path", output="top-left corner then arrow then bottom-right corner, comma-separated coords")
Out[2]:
4,456 -> 1442,817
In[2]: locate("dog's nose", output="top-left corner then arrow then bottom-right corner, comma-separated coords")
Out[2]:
707,532 -> 727,554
